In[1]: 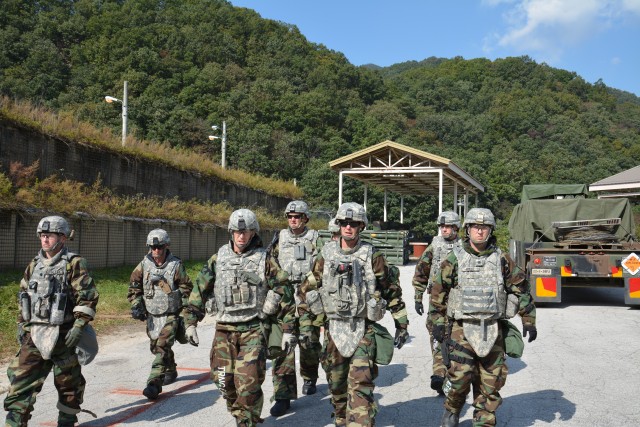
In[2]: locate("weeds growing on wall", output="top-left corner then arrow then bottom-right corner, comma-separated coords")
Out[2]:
0,96 -> 303,200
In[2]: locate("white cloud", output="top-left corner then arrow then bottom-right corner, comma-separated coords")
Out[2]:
622,0 -> 640,14
485,0 -> 640,60
611,56 -> 622,65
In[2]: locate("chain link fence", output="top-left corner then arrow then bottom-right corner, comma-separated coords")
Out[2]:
0,209 -> 275,270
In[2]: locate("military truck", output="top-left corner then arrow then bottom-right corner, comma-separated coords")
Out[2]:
508,184 -> 640,306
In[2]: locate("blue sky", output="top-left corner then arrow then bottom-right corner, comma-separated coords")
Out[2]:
230,0 -> 640,96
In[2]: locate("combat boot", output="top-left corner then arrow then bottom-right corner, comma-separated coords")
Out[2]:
163,370 -> 178,385
302,379 -> 317,395
270,399 -> 290,417
430,375 -> 445,395
57,411 -> 78,427
143,383 -> 162,400
441,409 -> 460,427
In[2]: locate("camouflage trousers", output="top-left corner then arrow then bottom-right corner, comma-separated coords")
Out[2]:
442,320 -> 508,427
4,330 -> 85,427
271,322 -> 321,400
146,314 -> 179,386
321,323 -> 378,427
210,325 -> 267,427
426,311 -> 446,378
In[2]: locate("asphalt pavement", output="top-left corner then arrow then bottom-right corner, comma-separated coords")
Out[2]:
1,263 -> 639,426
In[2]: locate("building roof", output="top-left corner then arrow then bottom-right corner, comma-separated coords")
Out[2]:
328,140 -> 484,196
589,165 -> 640,198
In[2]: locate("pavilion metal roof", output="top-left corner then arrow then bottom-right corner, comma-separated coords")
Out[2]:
328,140 -> 484,196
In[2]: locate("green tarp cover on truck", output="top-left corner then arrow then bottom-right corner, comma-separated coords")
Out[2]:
508,198 -> 636,242
520,184 -> 588,201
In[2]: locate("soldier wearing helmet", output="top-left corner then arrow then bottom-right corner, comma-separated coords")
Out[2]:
328,217 -> 340,241
5,216 -> 99,427
412,211 -> 461,395
269,201 -> 322,417
297,202 -> 409,427
429,208 -> 537,427
128,228 -> 193,400
185,209 -> 295,427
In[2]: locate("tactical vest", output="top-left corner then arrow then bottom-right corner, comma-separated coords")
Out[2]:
142,254 -> 182,316
428,235 -> 460,288
24,248 -> 77,326
319,240 -> 377,321
277,228 -> 318,283
446,246 -> 507,320
213,244 -> 268,323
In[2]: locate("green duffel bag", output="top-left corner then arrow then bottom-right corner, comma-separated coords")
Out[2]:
502,319 -> 524,358
371,323 -> 394,365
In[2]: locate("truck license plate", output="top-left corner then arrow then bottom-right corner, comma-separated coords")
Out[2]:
532,268 -> 552,275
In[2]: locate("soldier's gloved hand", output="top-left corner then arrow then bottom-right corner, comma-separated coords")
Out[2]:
131,304 -> 147,321
16,322 -> 26,345
65,319 -> 86,348
432,324 -> 446,343
523,324 -> 537,342
282,332 -> 297,354
415,301 -> 424,316
185,325 -> 199,347
394,327 -> 409,349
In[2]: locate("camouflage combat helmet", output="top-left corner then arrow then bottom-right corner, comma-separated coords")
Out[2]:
328,217 -> 340,233
37,216 -> 71,237
284,200 -> 310,218
228,208 -> 260,233
147,229 -> 170,246
463,208 -> 496,228
335,202 -> 368,227
437,211 -> 461,228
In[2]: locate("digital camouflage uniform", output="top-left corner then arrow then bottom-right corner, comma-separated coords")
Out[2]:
4,247 -> 99,427
128,250 -> 193,389
271,226 -> 322,401
413,235 -> 461,384
185,233 -> 295,427
299,239 -> 408,427
430,237 -> 536,427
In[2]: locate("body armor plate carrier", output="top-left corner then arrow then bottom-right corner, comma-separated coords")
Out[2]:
447,246 -> 508,357
22,248 -> 78,359
318,240 -> 379,358
428,235 -> 461,290
277,228 -> 318,283
213,244 -> 268,323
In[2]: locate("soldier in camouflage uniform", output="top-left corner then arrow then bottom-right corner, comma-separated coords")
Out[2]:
4,216 -> 99,427
298,202 -> 409,427
269,201 -> 322,417
430,208 -> 537,427
184,209 -> 295,427
328,217 -> 340,241
128,228 -> 193,400
412,211 -> 461,395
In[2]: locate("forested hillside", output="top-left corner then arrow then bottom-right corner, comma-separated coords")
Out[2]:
2,0 -> 639,232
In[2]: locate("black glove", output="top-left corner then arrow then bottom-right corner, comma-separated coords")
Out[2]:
432,324 -> 446,343
523,324 -> 537,342
394,328 -> 409,349
131,304 -> 147,321
415,301 -> 424,316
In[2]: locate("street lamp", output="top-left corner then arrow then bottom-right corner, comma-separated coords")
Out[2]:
105,80 -> 128,147
208,120 -> 227,169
